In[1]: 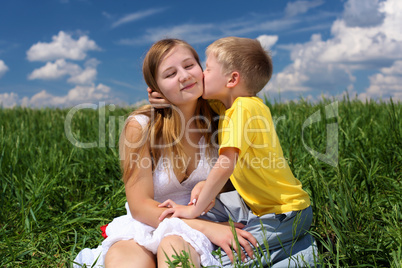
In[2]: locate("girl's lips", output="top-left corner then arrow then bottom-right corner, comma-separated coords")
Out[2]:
181,82 -> 196,91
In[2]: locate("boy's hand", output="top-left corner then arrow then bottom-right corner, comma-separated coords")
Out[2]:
158,199 -> 199,220
189,181 -> 205,204
188,181 -> 215,213
147,87 -> 170,108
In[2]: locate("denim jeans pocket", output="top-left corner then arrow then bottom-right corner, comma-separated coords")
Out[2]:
275,213 -> 287,222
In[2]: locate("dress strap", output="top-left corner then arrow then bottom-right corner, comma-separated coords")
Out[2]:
127,114 -> 149,129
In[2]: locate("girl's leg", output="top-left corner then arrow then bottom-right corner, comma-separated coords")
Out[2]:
105,240 -> 156,268
157,235 -> 201,268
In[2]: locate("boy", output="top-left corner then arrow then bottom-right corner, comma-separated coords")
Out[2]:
156,37 -> 317,267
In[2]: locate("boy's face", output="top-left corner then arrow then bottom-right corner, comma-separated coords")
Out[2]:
202,53 -> 228,101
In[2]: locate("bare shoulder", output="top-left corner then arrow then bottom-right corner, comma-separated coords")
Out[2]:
123,116 -> 149,143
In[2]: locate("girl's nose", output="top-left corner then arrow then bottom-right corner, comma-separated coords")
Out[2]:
178,69 -> 190,82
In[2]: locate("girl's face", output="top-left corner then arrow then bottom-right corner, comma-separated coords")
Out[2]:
156,45 -> 204,107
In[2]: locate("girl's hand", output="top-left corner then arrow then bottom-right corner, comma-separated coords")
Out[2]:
201,221 -> 258,263
158,200 -> 199,220
147,87 -> 170,108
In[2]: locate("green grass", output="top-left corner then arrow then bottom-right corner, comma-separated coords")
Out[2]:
1,97 -> 401,267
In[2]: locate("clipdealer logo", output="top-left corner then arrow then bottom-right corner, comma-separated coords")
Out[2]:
302,101 -> 338,167
64,101 -> 339,167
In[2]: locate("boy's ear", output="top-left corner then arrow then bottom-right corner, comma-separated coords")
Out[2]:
227,72 -> 240,88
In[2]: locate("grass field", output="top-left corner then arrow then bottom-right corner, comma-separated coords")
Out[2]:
0,96 -> 401,267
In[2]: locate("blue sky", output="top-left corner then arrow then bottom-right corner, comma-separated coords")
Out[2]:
0,0 -> 401,107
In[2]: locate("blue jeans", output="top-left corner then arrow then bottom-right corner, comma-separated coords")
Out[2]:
201,191 -> 319,267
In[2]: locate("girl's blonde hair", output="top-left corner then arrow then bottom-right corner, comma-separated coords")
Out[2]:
206,36 -> 273,95
120,39 -> 217,183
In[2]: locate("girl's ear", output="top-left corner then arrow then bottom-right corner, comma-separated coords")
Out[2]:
227,71 -> 240,88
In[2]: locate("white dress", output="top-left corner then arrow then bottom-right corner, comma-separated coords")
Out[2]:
73,115 -> 220,267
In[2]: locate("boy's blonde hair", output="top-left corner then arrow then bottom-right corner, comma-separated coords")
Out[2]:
206,37 -> 273,95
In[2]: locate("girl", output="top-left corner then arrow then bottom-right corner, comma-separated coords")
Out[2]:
74,39 -> 256,268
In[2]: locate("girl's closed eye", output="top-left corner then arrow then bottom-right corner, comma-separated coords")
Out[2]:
165,72 -> 176,78
185,64 -> 194,69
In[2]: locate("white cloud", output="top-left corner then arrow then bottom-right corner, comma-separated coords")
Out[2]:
28,90 -> 65,107
67,67 -> 97,85
26,31 -> 100,62
366,60 -> 402,99
23,32 -> 114,107
27,32 -> 101,86
28,59 -> 81,80
265,34 -> 355,93
0,83 -> 125,108
111,8 -> 166,29
118,17 -> 299,46
102,11 -> 113,19
320,0 -> 402,65
381,60 -> 402,75
118,23 -> 217,45
343,0 -> 385,27
109,79 -> 137,89
0,92 -> 19,108
29,83 -> 124,107
66,83 -> 111,102
67,58 -> 100,85
28,58 -> 99,85
285,0 -> 324,17
264,0 -> 402,100
83,58 -> 101,69
257,35 -> 279,50
0,60 -> 9,78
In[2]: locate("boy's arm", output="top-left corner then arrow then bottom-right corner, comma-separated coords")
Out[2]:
158,147 -> 239,220
147,87 -> 170,108
193,147 -> 238,214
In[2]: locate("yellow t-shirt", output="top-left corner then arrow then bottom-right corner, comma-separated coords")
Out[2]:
210,97 -> 310,216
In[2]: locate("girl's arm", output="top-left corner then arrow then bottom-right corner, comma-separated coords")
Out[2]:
159,147 -> 238,219
182,218 -> 257,263
123,123 -> 255,261
122,119 -> 167,228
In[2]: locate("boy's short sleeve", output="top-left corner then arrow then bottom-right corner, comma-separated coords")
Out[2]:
208,99 -> 226,115
219,101 -> 253,156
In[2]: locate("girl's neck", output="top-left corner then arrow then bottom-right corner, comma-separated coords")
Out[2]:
177,100 -> 198,124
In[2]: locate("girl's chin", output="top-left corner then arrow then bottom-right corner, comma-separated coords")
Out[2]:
175,97 -> 200,106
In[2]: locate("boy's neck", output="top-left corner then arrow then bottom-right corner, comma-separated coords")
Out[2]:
220,87 -> 255,109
